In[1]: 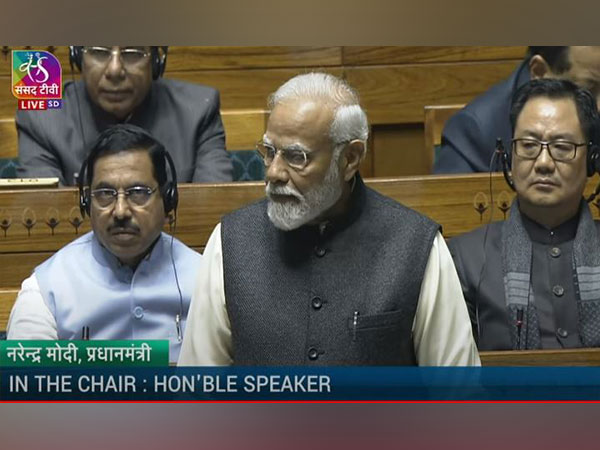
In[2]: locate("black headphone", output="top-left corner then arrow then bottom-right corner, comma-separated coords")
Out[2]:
498,137 -> 600,191
69,46 -> 168,80
78,135 -> 178,217
587,143 -> 600,177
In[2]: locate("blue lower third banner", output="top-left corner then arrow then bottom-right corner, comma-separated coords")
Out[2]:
3,367 -> 600,401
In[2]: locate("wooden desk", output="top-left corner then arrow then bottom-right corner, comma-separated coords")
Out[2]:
0,289 -> 16,330
5,172 -> 600,288
480,348 -> 600,366
2,173 -> 600,351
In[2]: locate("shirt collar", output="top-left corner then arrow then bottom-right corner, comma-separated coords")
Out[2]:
520,207 -> 580,245
91,232 -> 164,280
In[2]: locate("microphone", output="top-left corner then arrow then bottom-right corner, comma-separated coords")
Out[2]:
175,314 -> 182,342
81,326 -> 90,340
516,307 -> 524,349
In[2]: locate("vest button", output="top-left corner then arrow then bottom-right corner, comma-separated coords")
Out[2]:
133,306 -> 144,319
314,246 -> 326,257
552,285 -> 564,297
307,347 -> 319,360
556,328 -> 568,339
550,247 -> 561,258
311,296 -> 323,310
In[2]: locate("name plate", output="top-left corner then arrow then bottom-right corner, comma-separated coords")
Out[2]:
0,340 -> 169,367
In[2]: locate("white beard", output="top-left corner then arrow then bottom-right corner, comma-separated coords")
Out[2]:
266,155 -> 343,231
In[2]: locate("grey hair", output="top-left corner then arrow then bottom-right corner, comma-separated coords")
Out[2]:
268,72 -> 369,146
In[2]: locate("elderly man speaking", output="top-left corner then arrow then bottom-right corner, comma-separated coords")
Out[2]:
179,73 -> 478,366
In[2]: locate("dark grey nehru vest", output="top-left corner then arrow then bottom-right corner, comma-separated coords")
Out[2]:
221,176 -> 440,365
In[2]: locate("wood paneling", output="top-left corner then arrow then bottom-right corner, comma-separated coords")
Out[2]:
5,172 -> 600,255
1,252 -> 52,288
0,47 -> 342,75
0,117 -> 17,159
343,46 -> 526,65
221,109 -> 268,151
480,348 -> 600,366
0,187 -> 86,254
0,46 -> 522,73
168,68 -> 344,111
371,124 -> 428,176
0,62 -> 516,123
346,61 -> 518,124
0,289 -> 17,330
166,46 -> 342,71
0,76 -> 17,118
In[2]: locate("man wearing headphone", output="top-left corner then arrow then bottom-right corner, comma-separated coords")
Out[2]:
449,79 -> 600,351
7,124 -> 201,363
15,46 -> 233,185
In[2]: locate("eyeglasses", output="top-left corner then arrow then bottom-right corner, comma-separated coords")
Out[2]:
256,140 -> 353,171
256,142 -> 311,170
511,138 -> 588,162
83,47 -> 150,67
90,186 -> 158,208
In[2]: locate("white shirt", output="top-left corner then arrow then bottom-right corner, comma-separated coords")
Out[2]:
179,224 -> 480,366
7,274 -> 58,339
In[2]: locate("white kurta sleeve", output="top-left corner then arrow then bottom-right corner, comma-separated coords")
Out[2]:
412,232 -> 481,366
7,273 -> 58,340
178,223 -> 233,366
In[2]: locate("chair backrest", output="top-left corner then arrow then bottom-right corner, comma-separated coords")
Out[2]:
0,118 -> 18,179
424,104 -> 464,171
220,109 -> 269,151
221,109 -> 269,181
0,118 -> 17,160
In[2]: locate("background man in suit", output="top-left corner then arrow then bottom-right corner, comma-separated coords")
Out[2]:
449,79 -> 600,351
16,46 -> 233,185
434,46 -> 600,174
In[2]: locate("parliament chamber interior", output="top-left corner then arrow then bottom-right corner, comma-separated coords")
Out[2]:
3,46 -> 600,366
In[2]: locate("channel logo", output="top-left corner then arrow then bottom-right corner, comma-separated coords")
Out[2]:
12,50 -> 63,110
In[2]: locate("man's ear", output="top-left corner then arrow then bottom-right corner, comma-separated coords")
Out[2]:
529,54 -> 552,79
342,140 -> 366,182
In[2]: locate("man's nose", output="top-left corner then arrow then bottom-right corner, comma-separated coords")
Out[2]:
105,48 -> 126,80
265,152 -> 290,184
112,194 -> 132,219
534,144 -> 556,172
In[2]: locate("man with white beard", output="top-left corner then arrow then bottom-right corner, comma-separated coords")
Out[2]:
179,73 -> 479,366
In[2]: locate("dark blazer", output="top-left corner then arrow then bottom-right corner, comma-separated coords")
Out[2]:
16,79 -> 233,185
433,60 -> 530,174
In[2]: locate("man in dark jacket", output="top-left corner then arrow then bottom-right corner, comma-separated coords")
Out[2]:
449,79 -> 600,351
180,72 -> 479,366
435,46 -> 600,174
